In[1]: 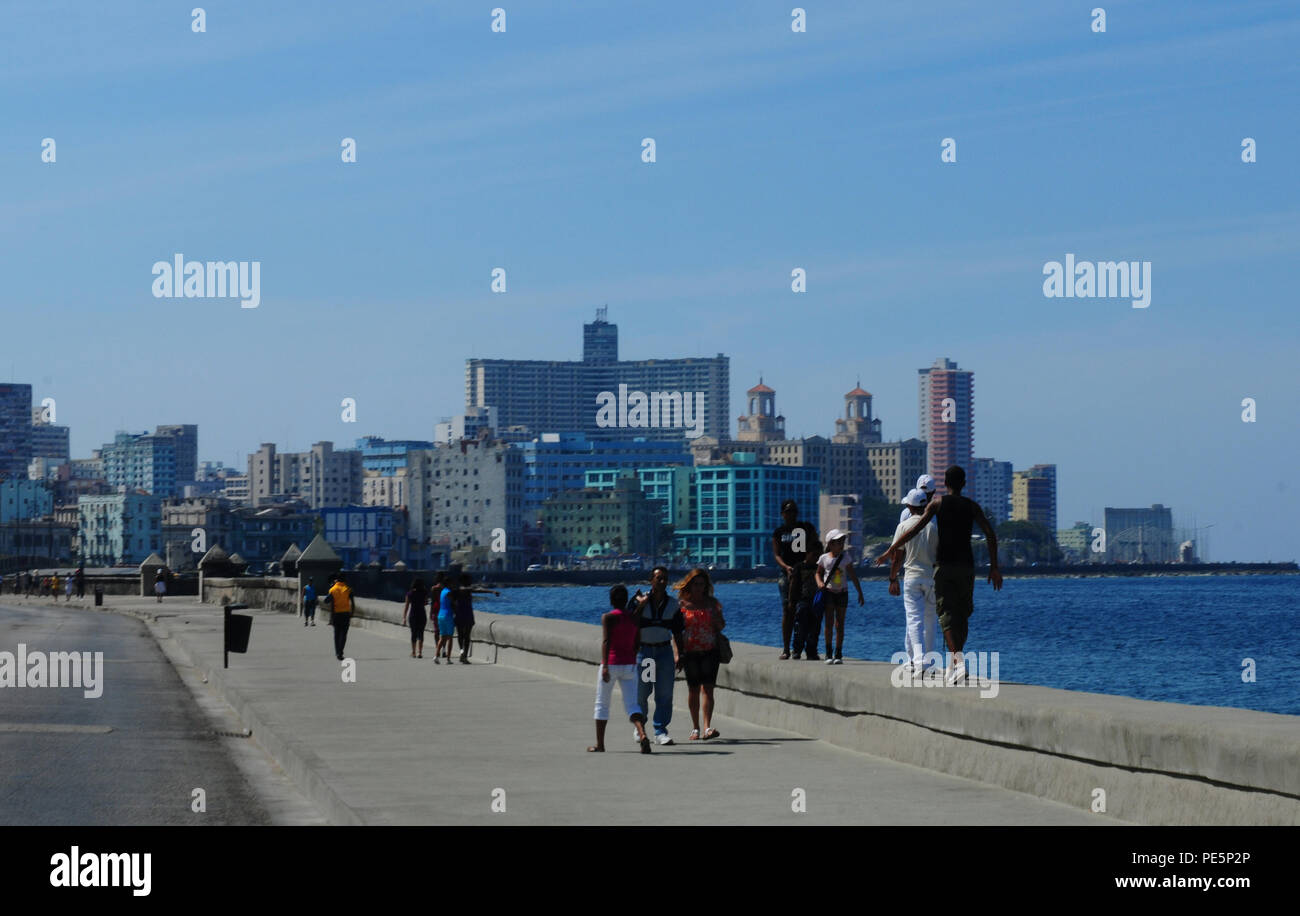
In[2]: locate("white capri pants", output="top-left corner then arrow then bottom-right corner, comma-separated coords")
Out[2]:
593,664 -> 644,721
903,574 -> 937,668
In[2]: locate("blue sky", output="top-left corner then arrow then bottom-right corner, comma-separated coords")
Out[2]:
3,1 -> 1297,560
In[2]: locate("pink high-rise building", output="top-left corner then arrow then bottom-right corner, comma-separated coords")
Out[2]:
917,358 -> 973,492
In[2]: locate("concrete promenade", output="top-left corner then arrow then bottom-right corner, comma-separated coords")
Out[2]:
3,593 -> 1105,826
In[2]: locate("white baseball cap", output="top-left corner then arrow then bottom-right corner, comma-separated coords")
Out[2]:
902,488 -> 927,507
916,475 -> 936,493
825,528 -> 847,542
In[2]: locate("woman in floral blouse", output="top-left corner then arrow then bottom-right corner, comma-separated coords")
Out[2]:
675,568 -> 726,740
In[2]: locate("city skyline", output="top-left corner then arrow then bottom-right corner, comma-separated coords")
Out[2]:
2,1 -> 1296,561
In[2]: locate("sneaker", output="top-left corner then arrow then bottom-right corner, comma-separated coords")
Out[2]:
946,662 -> 967,685
779,650 -> 790,660
824,656 -> 835,665
833,656 -> 843,665
805,652 -> 820,662
311,620 -> 316,626
656,733 -> 674,746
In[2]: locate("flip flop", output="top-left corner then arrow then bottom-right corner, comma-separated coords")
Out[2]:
639,736 -> 651,754
586,746 -> 604,752
689,729 -> 701,740
703,728 -> 721,740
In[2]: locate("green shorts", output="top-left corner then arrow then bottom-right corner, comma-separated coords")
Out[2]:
934,564 -> 975,632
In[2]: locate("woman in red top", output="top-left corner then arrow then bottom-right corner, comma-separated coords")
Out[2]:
588,585 -> 652,754
676,568 -> 726,740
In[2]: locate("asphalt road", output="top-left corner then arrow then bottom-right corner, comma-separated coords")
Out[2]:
0,602 -> 273,825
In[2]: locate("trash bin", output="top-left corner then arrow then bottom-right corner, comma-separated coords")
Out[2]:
94,586 -> 104,607
224,603 -> 253,667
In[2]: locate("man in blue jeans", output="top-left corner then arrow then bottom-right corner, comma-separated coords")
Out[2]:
631,566 -> 685,746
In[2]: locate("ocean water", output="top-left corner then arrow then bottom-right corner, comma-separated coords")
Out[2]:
478,575 -> 1300,716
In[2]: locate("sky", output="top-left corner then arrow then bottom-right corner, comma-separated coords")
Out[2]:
2,0 -> 1297,561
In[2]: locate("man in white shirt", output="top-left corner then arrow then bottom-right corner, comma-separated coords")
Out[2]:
890,488 -> 939,675
898,474 -> 937,525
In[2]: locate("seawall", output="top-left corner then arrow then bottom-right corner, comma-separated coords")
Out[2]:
200,577 -> 1300,825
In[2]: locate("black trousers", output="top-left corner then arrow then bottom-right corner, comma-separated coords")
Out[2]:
333,613 -> 351,658
788,567 -> 822,654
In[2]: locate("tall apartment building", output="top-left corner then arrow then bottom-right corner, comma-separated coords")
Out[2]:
465,309 -> 729,442
30,407 -> 70,463
410,437 -> 525,571
101,425 -> 198,498
79,492 -> 162,566
1013,459 -> 1055,532
971,457 -> 1013,525
1011,464 -> 1057,534
0,383 -> 33,480
918,358 -> 973,489
1103,504 -> 1175,564
247,441 -> 363,509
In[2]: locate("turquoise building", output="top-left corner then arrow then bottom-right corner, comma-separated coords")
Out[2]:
587,455 -> 819,569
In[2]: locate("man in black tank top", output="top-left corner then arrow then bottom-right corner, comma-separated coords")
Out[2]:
877,466 -> 1002,682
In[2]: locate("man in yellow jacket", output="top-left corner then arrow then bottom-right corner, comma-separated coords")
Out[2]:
327,574 -> 355,661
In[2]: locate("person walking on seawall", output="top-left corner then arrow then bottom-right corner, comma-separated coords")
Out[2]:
75,566 -> 85,600
433,572 -> 456,663
877,465 -> 1003,684
772,498 -> 823,660
815,529 -> 864,664
302,578 -> 318,626
327,574 -> 356,661
588,585 -> 652,754
64,574 -> 73,602
154,569 -> 166,603
890,489 -> 939,676
402,577 -> 429,658
631,565 -> 686,745
676,568 -> 726,740
452,573 -> 499,665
